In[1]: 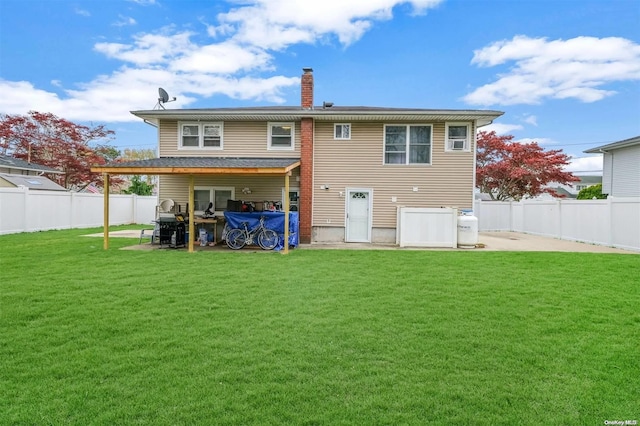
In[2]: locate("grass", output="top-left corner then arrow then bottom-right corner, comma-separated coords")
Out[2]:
1,226 -> 638,425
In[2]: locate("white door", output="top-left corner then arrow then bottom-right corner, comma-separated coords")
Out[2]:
346,189 -> 372,242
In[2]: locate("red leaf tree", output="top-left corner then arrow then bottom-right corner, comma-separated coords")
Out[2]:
476,130 -> 580,201
0,111 -> 121,190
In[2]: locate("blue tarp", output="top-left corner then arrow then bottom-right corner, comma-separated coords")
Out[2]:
223,211 -> 299,250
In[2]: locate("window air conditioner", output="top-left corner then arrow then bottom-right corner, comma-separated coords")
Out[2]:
450,139 -> 466,150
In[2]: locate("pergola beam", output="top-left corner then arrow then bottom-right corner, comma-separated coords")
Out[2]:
103,173 -> 110,250
91,162 -> 300,176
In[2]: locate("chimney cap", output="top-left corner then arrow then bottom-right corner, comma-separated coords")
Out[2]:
302,67 -> 313,73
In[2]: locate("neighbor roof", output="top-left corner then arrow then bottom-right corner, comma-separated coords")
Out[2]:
92,157 -> 301,175
0,155 -> 64,174
131,106 -> 504,128
0,173 -> 67,191
584,135 -> 640,153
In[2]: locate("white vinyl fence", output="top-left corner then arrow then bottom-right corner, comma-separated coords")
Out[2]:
474,198 -> 640,252
0,187 -> 157,235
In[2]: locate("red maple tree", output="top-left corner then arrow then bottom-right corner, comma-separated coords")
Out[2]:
0,111 -> 121,190
476,130 -> 580,201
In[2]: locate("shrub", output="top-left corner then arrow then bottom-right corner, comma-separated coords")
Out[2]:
577,183 -> 607,200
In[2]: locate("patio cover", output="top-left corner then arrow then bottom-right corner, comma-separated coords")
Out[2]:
91,157 -> 301,253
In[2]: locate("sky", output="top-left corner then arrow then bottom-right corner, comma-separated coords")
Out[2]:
1,0 -> 639,175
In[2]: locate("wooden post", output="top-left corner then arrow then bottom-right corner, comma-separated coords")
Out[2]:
103,173 -> 110,250
283,172 -> 290,254
188,175 -> 195,253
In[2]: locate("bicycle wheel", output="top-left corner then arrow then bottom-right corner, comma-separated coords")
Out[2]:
257,228 -> 279,250
226,229 -> 247,250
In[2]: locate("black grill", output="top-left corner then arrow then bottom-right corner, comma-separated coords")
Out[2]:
157,217 -> 185,248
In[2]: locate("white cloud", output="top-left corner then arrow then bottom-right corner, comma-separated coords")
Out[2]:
127,0 -> 157,5
479,122 -> 523,135
523,115 -> 537,126
464,36 -> 640,105
217,0 -> 443,49
113,15 -> 137,27
75,8 -> 90,17
0,68 -> 299,122
95,32 -> 194,66
173,42 -> 273,74
0,0 -> 442,122
565,155 -> 603,174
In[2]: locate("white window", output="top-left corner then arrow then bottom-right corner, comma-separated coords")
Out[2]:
268,122 -> 295,150
179,122 -> 223,149
445,123 -> 471,152
282,187 -> 300,212
193,186 -> 235,214
384,125 -> 432,165
334,123 -> 351,140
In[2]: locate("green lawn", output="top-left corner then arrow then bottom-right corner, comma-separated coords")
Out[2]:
1,226 -> 638,425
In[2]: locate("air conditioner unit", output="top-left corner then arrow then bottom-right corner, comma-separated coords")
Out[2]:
450,139 -> 466,150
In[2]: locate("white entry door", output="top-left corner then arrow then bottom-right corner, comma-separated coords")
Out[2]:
345,189 -> 372,242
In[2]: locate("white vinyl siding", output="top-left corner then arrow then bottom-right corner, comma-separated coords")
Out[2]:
605,144 -> 640,197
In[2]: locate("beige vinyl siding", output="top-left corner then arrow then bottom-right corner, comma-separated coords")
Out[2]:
159,120 -> 301,158
0,177 -> 15,187
313,121 -> 476,228
158,170 -> 300,212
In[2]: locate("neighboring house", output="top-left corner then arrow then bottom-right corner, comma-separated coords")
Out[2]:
584,136 -> 640,198
0,155 -> 66,191
94,68 -> 503,244
543,175 -> 603,199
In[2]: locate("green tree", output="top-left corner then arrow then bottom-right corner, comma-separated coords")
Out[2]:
120,148 -> 157,193
577,183 -> 607,200
122,175 -> 154,196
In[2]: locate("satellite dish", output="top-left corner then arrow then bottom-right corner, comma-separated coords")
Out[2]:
155,87 -> 176,109
159,87 -> 169,103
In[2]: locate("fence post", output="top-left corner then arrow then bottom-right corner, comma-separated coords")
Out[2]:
557,199 -> 563,240
21,186 -> 30,232
132,194 -> 138,224
509,201 -> 513,231
607,197 -> 614,246
70,192 -> 76,230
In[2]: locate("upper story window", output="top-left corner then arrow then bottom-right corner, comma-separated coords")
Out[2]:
179,122 -> 223,149
268,122 -> 294,150
384,125 -> 432,165
334,123 -> 351,140
445,123 -> 471,152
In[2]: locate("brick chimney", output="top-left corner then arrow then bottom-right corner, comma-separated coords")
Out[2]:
301,67 -> 314,110
299,67 -> 314,243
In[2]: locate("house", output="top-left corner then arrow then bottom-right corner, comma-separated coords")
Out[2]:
542,175 -> 603,199
93,68 -> 503,248
584,136 -> 640,197
0,155 -> 66,191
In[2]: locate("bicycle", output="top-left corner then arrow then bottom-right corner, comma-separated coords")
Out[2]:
225,216 -> 279,250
